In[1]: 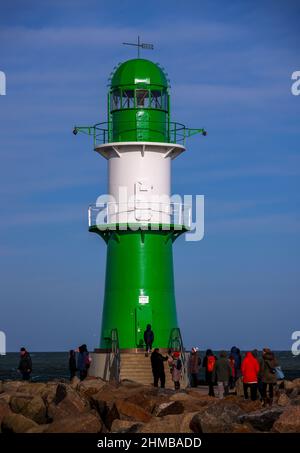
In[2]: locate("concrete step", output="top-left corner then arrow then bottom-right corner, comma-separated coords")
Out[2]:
118,353 -> 175,388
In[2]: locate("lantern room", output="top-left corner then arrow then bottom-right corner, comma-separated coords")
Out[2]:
108,58 -> 169,142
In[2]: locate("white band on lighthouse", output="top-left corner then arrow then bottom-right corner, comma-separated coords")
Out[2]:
94,141 -> 185,225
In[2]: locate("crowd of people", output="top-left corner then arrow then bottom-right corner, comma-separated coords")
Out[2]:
16,333 -> 283,407
188,346 -> 283,406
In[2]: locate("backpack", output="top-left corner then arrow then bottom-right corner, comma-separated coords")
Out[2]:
207,356 -> 216,373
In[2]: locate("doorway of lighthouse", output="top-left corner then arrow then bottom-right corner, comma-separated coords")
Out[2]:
135,305 -> 152,348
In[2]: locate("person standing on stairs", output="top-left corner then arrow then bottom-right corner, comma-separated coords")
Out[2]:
144,324 -> 154,356
151,348 -> 168,388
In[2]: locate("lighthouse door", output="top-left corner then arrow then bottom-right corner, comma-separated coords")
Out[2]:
135,304 -> 152,348
134,181 -> 152,221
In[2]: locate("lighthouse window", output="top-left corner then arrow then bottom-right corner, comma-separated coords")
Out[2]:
150,90 -> 162,109
122,89 -> 135,108
111,89 -> 121,110
162,90 -> 168,110
136,89 -> 149,108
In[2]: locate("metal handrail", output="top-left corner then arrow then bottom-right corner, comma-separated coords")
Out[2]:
168,327 -> 187,385
111,328 -> 120,383
73,121 -> 206,146
88,201 -> 191,230
168,327 -> 186,365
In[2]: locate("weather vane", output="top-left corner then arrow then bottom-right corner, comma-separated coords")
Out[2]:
123,36 -> 154,58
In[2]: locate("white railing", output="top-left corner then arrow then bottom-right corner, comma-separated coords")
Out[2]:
88,202 -> 191,230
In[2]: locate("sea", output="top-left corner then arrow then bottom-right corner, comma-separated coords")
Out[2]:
1,351 -> 300,382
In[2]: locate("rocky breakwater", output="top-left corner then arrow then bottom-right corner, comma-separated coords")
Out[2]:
1,377 -> 300,433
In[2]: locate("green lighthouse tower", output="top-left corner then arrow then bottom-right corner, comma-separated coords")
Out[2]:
74,50 -> 206,381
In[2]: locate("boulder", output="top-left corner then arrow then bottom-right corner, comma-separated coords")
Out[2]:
45,412 -> 103,433
53,383 -> 67,404
277,393 -> 290,407
0,401 -> 12,432
238,407 -> 284,432
290,396 -> 300,406
169,393 -> 215,412
110,419 -> 143,433
47,384 -> 90,420
233,398 -> 262,413
10,395 -> 33,413
284,380 -> 295,392
21,396 -> 47,424
119,379 -> 145,389
0,393 -> 11,404
231,423 -> 255,433
1,413 -> 39,433
17,383 -> 47,396
138,413 -> 196,433
170,392 -> 214,405
190,402 -> 244,433
124,388 -> 169,413
70,376 -> 81,389
273,406 -> 300,433
41,383 -> 59,404
2,381 -> 22,393
114,400 -> 152,423
90,383 -> 143,424
153,401 -> 184,417
99,398 -> 153,430
292,378 -> 300,387
77,378 -> 107,398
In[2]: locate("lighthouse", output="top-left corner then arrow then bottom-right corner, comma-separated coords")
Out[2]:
74,45 -> 206,383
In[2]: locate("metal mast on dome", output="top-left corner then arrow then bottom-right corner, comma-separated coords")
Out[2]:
122,36 -> 154,58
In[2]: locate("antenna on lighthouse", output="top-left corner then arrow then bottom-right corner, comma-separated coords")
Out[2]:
122,36 -> 154,58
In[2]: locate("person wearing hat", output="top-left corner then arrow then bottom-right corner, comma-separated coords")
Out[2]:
171,351 -> 183,390
261,348 -> 279,407
189,347 -> 201,388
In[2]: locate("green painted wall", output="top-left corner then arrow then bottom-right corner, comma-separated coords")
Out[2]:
112,108 -> 167,142
91,229 -> 178,349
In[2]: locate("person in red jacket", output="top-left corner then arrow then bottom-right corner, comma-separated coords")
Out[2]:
241,351 -> 260,401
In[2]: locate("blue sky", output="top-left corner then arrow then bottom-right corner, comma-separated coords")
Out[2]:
0,0 -> 299,351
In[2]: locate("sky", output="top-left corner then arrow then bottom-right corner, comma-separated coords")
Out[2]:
0,0 -> 299,352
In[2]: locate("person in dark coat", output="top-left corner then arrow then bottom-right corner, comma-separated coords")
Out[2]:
212,351 -> 232,399
17,347 -> 32,381
69,349 -> 77,380
202,349 -> 217,397
261,348 -> 279,406
230,346 -> 242,381
144,324 -> 154,355
77,344 -> 90,381
151,348 -> 167,388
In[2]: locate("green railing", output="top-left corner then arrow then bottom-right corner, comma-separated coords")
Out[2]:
111,328 -> 120,383
168,327 -> 186,367
73,121 -> 206,146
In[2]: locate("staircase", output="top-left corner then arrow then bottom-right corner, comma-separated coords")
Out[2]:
119,352 -> 174,388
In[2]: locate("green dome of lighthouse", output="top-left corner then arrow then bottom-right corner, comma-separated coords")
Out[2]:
111,59 -> 168,88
